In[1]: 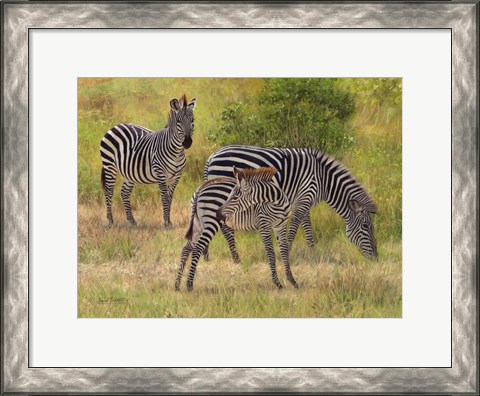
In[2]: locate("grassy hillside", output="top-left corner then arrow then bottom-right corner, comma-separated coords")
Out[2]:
78,78 -> 401,318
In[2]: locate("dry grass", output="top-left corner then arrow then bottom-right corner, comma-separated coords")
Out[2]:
78,202 -> 401,318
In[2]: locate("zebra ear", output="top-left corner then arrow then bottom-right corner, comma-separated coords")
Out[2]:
233,166 -> 239,177
233,167 -> 246,185
348,199 -> 362,213
170,99 -> 180,112
188,98 -> 197,111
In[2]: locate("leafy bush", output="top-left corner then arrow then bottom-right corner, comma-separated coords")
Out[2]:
209,78 -> 356,155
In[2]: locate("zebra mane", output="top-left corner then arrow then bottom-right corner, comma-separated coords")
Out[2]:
314,150 -> 377,214
166,110 -> 174,128
181,93 -> 188,107
236,167 -> 277,182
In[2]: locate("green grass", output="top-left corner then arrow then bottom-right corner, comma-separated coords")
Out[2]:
78,78 -> 402,318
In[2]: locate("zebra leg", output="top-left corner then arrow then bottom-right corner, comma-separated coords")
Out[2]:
186,233 -> 214,292
175,241 -> 193,291
158,178 -> 173,229
287,205 -> 311,250
168,174 -> 180,201
203,246 -> 209,261
167,174 -> 181,224
301,212 -> 315,248
221,225 -> 241,264
101,166 -> 117,227
259,228 -> 283,289
275,224 -> 299,289
121,180 -> 137,226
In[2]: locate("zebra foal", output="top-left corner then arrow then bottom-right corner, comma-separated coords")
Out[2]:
204,145 -> 378,259
175,167 -> 298,292
100,94 -> 196,227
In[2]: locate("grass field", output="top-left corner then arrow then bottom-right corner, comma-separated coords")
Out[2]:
78,78 -> 402,318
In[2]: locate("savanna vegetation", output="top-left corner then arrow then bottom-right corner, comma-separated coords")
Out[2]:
78,78 -> 402,318
209,78 -> 355,154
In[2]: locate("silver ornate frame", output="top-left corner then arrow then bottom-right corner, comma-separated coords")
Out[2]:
2,1 -> 478,394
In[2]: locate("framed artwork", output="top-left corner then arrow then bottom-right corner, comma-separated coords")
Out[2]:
2,1 -> 478,394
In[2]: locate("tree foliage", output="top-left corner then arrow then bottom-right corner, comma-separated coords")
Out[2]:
209,78 -> 356,156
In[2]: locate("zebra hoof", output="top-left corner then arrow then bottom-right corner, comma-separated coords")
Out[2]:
164,221 -> 173,229
128,219 -> 137,227
233,258 -> 241,265
186,281 -> 194,292
275,283 -> 284,290
175,282 -> 181,291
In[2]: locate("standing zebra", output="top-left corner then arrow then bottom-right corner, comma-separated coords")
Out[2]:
100,94 -> 196,227
175,167 -> 298,291
204,145 -> 378,259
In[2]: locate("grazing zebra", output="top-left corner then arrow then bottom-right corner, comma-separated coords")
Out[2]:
175,167 -> 298,291
100,94 -> 196,227
204,145 -> 378,259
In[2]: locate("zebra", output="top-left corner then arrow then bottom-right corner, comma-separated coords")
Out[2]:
99,94 -> 196,228
175,167 -> 298,292
204,145 -> 378,259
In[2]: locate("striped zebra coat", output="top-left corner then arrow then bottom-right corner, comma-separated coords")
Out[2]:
204,145 -> 378,259
100,94 -> 196,227
176,167 -> 297,291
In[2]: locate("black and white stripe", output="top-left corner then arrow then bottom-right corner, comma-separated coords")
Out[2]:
100,95 -> 196,227
204,145 -> 378,259
175,167 -> 297,291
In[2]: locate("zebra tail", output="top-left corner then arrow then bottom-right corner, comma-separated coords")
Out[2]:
185,192 -> 198,241
202,155 -> 212,182
101,167 -> 106,194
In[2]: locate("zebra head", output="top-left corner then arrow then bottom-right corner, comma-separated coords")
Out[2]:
345,199 -> 378,259
216,166 -> 277,223
169,94 -> 196,149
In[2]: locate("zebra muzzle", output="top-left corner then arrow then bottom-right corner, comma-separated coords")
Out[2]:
367,244 -> 378,260
182,136 -> 192,149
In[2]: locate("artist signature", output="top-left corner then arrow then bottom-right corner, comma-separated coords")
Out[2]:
97,297 -> 128,305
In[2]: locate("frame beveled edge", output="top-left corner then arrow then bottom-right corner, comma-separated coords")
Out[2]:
2,2 -> 478,394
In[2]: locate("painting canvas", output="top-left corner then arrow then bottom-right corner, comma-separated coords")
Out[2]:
77,77 -> 402,318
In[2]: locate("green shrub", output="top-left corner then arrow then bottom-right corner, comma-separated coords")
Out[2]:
209,78 -> 356,156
